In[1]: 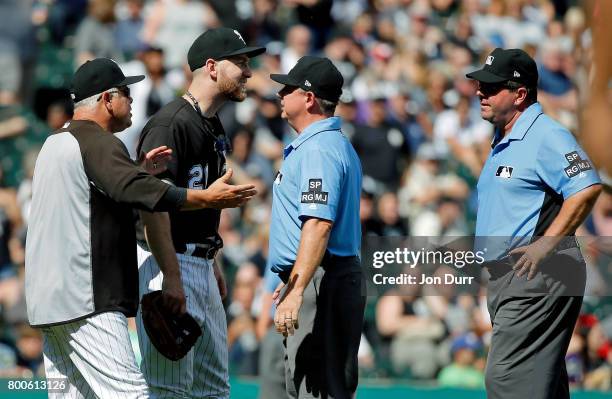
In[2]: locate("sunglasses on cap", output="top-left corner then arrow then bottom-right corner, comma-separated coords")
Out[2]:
97,86 -> 131,101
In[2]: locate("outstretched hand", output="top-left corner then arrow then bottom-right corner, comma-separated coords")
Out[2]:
205,169 -> 258,209
141,146 -> 173,175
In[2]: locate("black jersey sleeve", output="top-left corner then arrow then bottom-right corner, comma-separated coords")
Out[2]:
160,185 -> 187,209
82,133 -> 173,212
138,123 -> 183,185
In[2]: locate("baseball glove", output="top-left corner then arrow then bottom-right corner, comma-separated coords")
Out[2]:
140,291 -> 202,361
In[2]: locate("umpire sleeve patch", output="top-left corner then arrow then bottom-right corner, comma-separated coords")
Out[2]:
301,179 -> 328,204
564,152 -> 592,178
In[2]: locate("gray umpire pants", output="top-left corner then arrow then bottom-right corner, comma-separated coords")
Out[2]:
258,326 -> 287,399
279,256 -> 365,399
485,246 -> 586,399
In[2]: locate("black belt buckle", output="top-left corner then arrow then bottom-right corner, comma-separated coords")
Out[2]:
191,246 -> 218,260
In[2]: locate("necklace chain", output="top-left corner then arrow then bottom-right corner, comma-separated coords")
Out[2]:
184,91 -> 230,159
185,91 -> 203,116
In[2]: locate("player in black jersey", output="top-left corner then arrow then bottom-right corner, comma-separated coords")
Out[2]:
135,28 -> 265,398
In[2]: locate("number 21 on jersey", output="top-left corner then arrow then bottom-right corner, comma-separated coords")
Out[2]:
188,164 -> 208,189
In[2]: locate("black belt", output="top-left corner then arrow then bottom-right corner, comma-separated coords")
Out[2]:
550,237 -> 579,252
278,252 -> 360,283
483,258 -> 514,279
321,252 -> 359,267
484,238 -> 578,279
182,243 -> 220,260
138,240 -> 220,260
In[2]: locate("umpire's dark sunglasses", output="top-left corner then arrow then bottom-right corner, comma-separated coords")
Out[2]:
96,86 -> 131,101
477,82 -> 511,97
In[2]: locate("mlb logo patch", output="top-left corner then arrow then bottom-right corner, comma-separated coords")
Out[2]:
486,56 -> 494,65
496,166 -> 513,178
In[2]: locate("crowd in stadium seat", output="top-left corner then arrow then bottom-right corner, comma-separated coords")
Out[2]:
0,0 -> 611,391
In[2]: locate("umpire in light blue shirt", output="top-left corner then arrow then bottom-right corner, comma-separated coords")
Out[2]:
468,48 -> 601,399
267,56 -> 364,399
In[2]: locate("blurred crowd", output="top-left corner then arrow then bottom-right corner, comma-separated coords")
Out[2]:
1,0 -> 611,392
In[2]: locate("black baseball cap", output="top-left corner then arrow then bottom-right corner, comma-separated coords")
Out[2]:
71,58 -> 144,103
188,28 -> 266,71
466,48 -> 538,86
270,56 -> 344,102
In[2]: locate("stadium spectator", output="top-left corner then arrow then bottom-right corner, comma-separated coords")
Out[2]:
74,0 -> 123,65
13,324 -> 44,377
142,0 -> 220,71
398,143 -> 469,231
537,39 -> 579,126
280,24 -> 312,73
114,0 -> 147,60
438,332 -> 485,388
227,263 -> 261,376
242,0 -> 282,48
115,46 -> 175,158
376,267 -> 445,378
352,94 -> 410,191
386,87 -> 431,156
228,126 -> 275,188
375,191 -> 409,236
433,93 -> 491,178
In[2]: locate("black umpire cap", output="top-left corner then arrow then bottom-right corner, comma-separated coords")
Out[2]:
466,48 -> 538,86
71,58 -> 144,103
187,28 -> 266,71
270,56 -> 344,102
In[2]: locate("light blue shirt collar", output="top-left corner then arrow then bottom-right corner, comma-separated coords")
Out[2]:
496,102 -> 543,147
283,117 -> 342,159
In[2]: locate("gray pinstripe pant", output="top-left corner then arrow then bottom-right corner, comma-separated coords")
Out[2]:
136,246 -> 229,399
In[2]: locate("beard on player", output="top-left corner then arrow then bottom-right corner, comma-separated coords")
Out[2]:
218,73 -> 247,102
